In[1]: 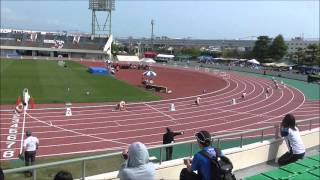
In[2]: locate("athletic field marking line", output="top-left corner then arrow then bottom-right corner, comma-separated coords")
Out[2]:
1,81 -> 273,131
0,67 -> 231,112
0,70 -> 310,156
294,113 -> 320,116
294,110 -> 320,113
19,107 -> 27,154
113,120 -> 121,126
0,79 -> 284,134
0,75 -> 260,122
144,103 -> 179,124
26,113 -> 129,146
7,88 -> 287,143
7,63 -> 259,113
0,77 -> 242,122
0,75 -> 268,120
256,83 -> 306,125
0,77 -> 292,135
0,71 -> 312,158
0,77 -> 232,114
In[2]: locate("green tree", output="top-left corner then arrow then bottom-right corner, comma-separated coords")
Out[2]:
269,34 -> 288,61
222,49 -> 241,58
181,48 -> 201,58
252,36 -> 272,62
111,43 -> 120,54
201,51 -> 222,58
294,48 -> 305,65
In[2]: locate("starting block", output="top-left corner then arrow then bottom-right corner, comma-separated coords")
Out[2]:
232,98 -> 236,105
265,93 -> 268,99
169,103 -> 176,111
66,107 -> 72,116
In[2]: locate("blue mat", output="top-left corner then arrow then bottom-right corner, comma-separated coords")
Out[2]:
88,67 -> 108,75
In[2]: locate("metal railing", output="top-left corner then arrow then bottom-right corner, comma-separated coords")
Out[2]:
3,117 -> 319,180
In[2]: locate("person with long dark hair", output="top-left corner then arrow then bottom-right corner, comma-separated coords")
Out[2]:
278,114 -> 305,166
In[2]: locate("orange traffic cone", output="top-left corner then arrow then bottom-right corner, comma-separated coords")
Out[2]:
30,96 -> 35,109
16,96 -> 21,105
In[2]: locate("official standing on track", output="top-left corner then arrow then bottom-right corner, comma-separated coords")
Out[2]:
163,128 -> 184,161
22,130 -> 39,177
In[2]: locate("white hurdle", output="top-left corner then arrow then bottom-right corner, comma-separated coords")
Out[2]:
65,102 -> 72,116
65,107 -> 72,116
232,98 -> 236,105
169,103 -> 176,111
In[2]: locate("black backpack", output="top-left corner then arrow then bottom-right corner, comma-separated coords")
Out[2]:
200,148 -> 236,180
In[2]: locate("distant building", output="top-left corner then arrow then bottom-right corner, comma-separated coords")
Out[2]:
0,28 -> 110,59
284,37 -> 319,61
286,37 -> 318,54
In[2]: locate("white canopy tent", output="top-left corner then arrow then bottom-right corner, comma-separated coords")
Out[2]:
263,62 -> 296,67
156,54 -> 175,59
247,59 -> 260,65
115,55 -> 140,63
140,58 -> 156,64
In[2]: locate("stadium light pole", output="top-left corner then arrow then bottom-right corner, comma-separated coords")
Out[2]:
89,0 -> 115,36
151,19 -> 155,50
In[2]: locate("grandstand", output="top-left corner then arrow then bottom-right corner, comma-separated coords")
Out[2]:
0,28 -> 111,59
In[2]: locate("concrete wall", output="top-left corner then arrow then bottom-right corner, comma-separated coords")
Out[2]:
83,128 -> 319,180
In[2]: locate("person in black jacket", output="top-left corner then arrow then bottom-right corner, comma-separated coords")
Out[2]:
163,127 -> 184,161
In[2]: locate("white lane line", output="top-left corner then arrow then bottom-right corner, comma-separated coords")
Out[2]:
26,112 -> 129,146
1,71 -> 308,155
144,103 -> 179,124
114,121 -> 121,126
19,108 -> 27,154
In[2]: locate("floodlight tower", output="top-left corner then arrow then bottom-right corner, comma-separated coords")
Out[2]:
151,19 -> 155,49
89,0 -> 115,36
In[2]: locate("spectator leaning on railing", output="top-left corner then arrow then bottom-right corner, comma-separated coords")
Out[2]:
118,142 -> 155,180
278,114 -> 306,166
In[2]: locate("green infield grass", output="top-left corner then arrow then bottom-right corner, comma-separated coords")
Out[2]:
0,59 -> 160,104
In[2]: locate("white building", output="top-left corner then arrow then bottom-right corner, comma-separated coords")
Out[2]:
286,37 -> 318,54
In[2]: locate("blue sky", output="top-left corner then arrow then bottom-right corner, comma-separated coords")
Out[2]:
1,0 -> 319,39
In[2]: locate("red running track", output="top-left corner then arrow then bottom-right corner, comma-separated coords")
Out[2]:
0,67 -> 319,160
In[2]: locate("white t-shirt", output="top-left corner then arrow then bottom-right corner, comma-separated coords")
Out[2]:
284,128 -> 305,154
24,136 -> 39,151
